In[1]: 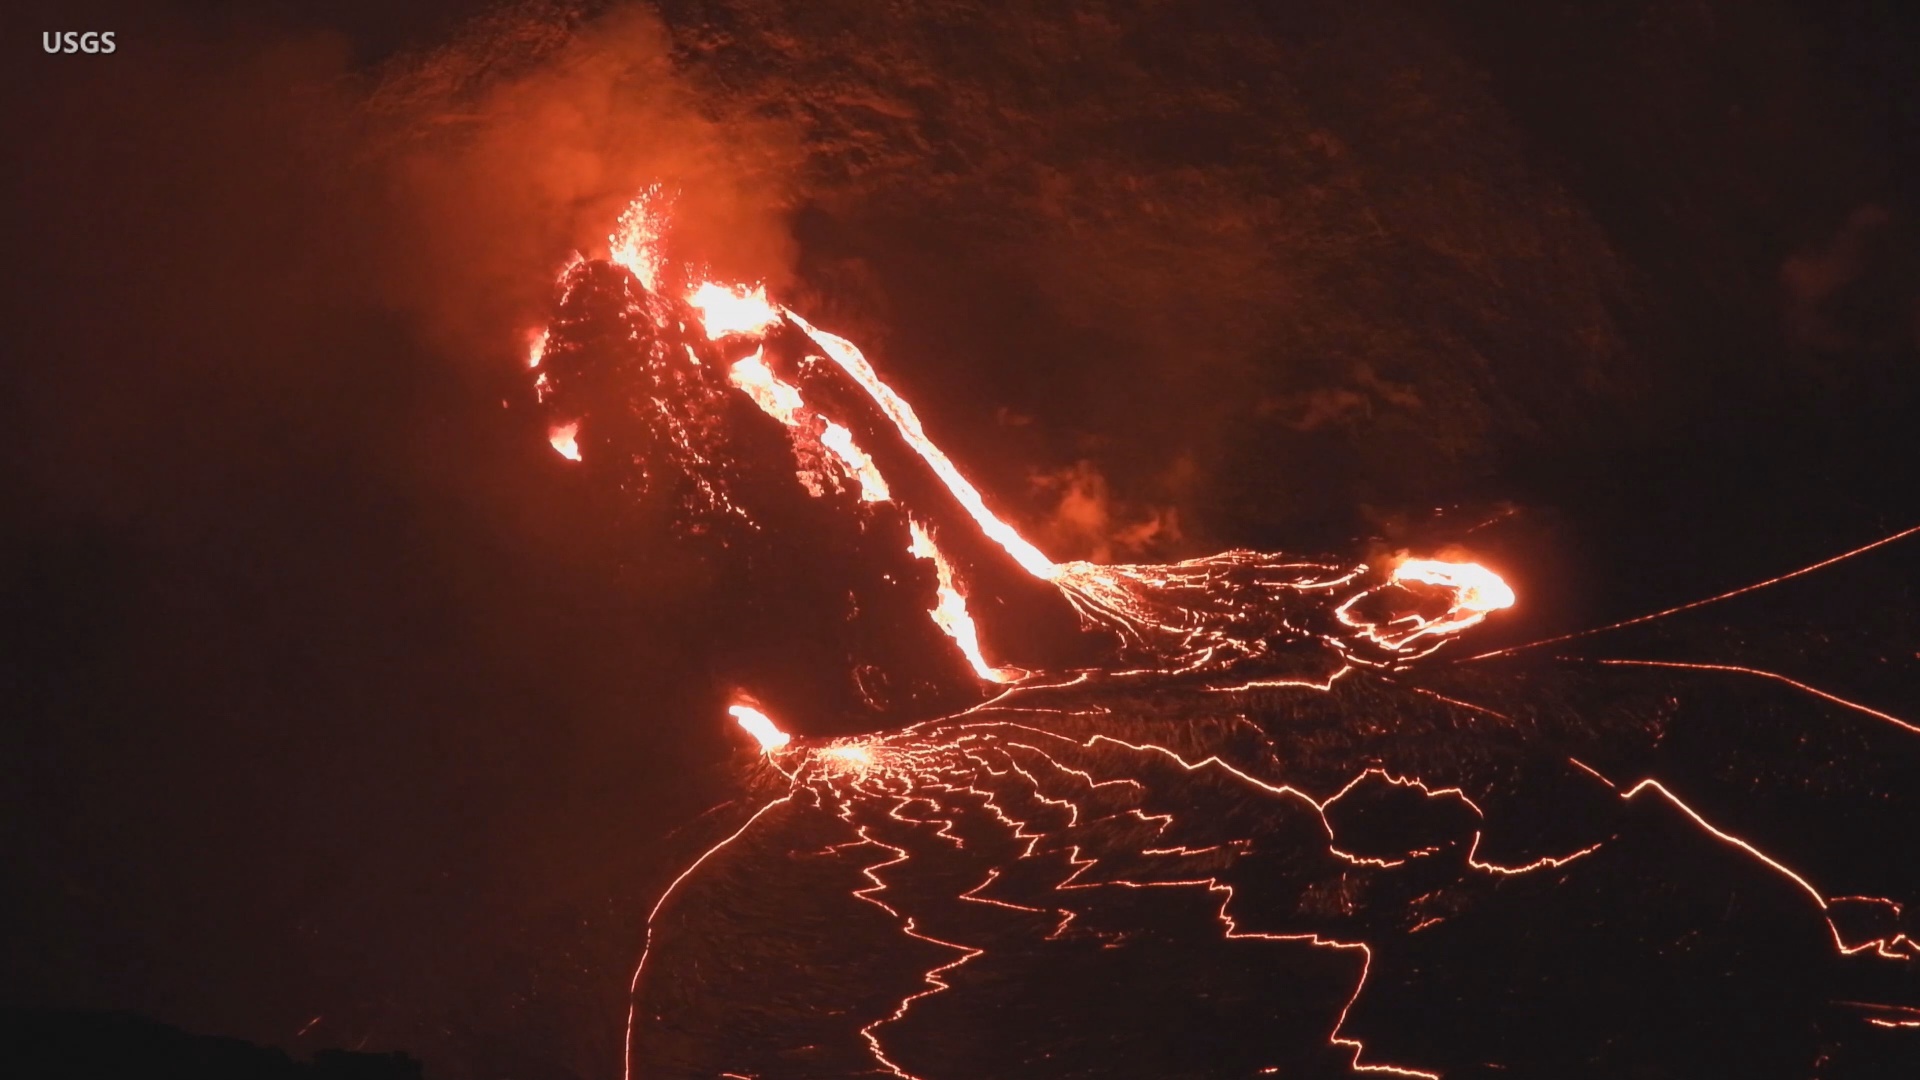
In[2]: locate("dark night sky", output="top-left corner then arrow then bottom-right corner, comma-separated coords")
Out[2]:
3,1 -> 1920,1076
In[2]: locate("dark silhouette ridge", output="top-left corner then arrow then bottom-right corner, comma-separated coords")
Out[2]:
0,1011 -> 422,1080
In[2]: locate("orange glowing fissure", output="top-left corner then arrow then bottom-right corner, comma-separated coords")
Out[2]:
534,187 -> 1917,1080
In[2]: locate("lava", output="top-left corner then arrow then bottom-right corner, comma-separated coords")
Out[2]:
730,702 -> 790,752
1390,557 -> 1515,614
908,520 -> 1024,684
547,420 -> 581,462
688,281 -> 780,340
522,184 -> 1918,1078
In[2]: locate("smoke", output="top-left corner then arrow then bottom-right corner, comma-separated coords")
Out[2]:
1025,459 -> 1188,563
0,2 -> 801,1068
1779,203 -> 1917,355
3,0 -> 803,512
364,2 -> 801,353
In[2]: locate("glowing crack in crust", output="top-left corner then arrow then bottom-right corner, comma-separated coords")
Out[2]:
523,186 -> 1919,1078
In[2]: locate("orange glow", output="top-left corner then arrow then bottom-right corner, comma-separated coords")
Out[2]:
609,184 -> 671,293
782,311 -> 1059,579
820,422 -> 891,502
1391,558 -> 1516,613
547,421 -> 581,462
729,704 -> 790,752
1473,521 -> 1920,661
1330,556 -> 1517,659
824,744 -> 874,767
727,351 -> 892,502
909,521 -> 1023,683
1587,658 -> 1920,735
526,328 -> 549,370
726,348 -> 804,425
688,281 -> 780,340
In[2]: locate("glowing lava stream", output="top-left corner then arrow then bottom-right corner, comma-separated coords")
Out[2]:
543,193 -> 1516,682
777,309 -> 1058,580
909,521 -> 1025,683
540,187 -> 1916,1078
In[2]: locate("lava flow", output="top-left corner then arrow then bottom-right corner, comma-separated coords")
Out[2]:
523,186 -> 1919,1078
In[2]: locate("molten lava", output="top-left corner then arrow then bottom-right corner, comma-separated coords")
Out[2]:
518,183 -> 1918,1079
547,421 -> 581,462
729,703 -> 790,752
689,282 -> 780,340
1391,557 -> 1516,614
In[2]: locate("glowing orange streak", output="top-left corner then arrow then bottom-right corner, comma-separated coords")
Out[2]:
951,732 -> 1638,1073
1567,757 -> 1914,960
836,820 -> 994,1079
958,869 -> 1051,914
995,724 -> 1611,877
783,310 -> 1059,579
857,914 -> 985,1080
547,421 -> 581,462
887,796 -> 965,847
1566,756 -> 1616,787
954,751 -> 1049,859
1054,876 -> 1435,1078
1466,834 -> 1603,875
908,520 -> 1023,683
1318,765 -> 1604,874
728,350 -> 893,503
623,793 -> 796,1080
1406,686 -> 1517,722
847,825 -> 911,918
1002,743 -> 1144,794
820,422 -> 891,502
1579,657 -> 1920,735
726,349 -> 803,424
1470,521 -> 1920,661
1841,1001 -> 1920,1016
1618,779 -> 1833,919
1202,665 -> 1354,693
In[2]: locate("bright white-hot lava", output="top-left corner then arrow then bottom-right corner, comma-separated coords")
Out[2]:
908,520 -> 1024,684
547,421 -> 581,462
729,703 -> 790,752
689,282 -> 780,340
1392,557 -> 1516,613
